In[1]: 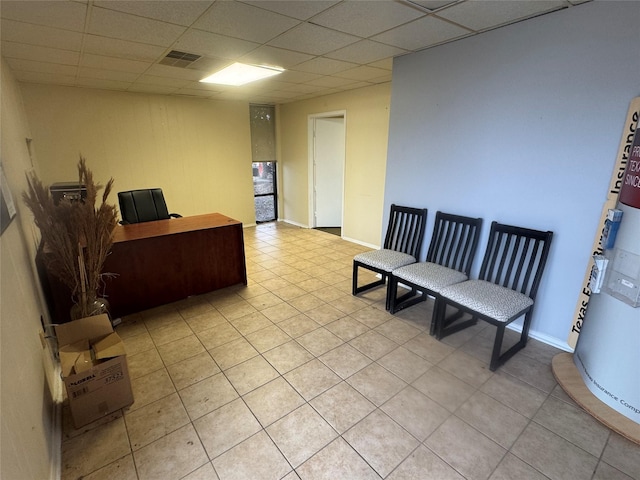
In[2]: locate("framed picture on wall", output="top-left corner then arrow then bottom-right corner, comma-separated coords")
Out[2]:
1,163 -> 17,235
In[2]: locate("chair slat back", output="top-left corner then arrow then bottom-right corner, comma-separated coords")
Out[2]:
426,212 -> 483,275
479,222 -> 553,299
383,204 -> 428,259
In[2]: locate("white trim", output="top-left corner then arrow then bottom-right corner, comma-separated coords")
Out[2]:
341,236 -> 379,250
506,323 -> 574,353
49,365 -> 63,480
280,218 -> 309,229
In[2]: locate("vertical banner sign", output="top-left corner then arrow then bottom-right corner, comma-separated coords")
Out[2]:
568,97 -> 640,349
619,129 -> 640,208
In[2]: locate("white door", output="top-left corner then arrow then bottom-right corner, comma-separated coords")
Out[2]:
313,116 -> 345,227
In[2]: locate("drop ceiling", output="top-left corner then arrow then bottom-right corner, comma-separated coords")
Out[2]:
1,0 -> 589,104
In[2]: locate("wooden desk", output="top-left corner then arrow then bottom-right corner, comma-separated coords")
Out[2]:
103,213 -> 247,318
37,213 -> 247,322
104,213 -> 247,318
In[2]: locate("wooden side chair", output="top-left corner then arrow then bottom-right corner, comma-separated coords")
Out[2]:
433,221 -> 553,371
352,204 -> 428,310
388,212 -> 483,333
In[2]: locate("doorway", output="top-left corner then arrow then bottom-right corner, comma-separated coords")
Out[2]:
308,112 -> 346,231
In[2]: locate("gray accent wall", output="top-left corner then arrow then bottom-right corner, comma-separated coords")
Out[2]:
385,1 -> 640,348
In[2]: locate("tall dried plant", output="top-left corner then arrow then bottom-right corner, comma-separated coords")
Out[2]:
23,156 -> 118,319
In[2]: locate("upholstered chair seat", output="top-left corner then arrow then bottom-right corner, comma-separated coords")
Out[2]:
438,280 -> 533,323
393,262 -> 468,293
354,249 -> 417,272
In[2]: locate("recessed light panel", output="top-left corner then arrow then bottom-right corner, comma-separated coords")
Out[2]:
200,63 -> 284,86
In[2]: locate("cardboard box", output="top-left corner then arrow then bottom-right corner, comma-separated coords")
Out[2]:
55,314 -> 133,428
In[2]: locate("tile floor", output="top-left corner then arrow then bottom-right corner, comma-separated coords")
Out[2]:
61,222 -> 640,480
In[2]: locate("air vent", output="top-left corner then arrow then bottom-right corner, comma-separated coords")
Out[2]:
159,50 -> 202,68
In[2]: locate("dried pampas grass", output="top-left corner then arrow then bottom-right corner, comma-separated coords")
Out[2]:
23,156 -> 118,319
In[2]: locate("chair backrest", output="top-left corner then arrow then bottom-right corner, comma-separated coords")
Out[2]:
479,222 -> 553,300
118,188 -> 171,224
426,212 -> 483,275
383,204 -> 428,259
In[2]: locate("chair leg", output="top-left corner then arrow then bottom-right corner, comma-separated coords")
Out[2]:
388,275 -> 398,312
353,261 -> 387,297
431,297 -> 443,336
352,261 -> 359,296
384,274 -> 392,311
490,324 -> 506,371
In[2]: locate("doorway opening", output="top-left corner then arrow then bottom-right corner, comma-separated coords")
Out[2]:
250,105 -> 277,223
308,111 -> 346,234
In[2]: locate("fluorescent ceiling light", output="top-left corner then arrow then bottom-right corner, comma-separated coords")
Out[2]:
200,63 -> 284,86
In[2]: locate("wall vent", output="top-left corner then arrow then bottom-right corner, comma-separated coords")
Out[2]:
159,50 -> 202,68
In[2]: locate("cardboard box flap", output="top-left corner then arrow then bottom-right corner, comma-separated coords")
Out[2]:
59,339 -> 90,376
93,332 -> 126,359
74,349 -> 94,373
55,314 -> 112,346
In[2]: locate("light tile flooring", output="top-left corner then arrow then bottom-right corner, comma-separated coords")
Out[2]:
61,222 -> 640,480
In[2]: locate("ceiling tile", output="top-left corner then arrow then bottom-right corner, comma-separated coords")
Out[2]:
175,29 -> 259,59
437,0 -> 568,32
135,75 -> 191,88
0,0 -> 588,103
1,19 -> 83,51
238,45 -> 313,69
307,75 -> 359,88
406,0 -> 459,12
193,1 -> 300,44
76,77 -> 134,90
11,70 -> 77,85
276,70 -> 324,84
268,22 -> 360,56
129,84 -> 180,95
336,65 -> 391,81
78,66 -> 139,82
1,41 -> 80,65
172,88 -> 217,97
243,0 -> 339,20
282,83 -> 327,94
93,1 -> 213,26
89,7 -> 186,46
367,57 -> 394,70
80,53 -> 151,73
0,0 -> 86,31
292,57 -> 357,75
371,15 -> 471,50
82,35 -> 166,62
179,80 -> 224,92
144,64 -> 204,81
5,57 -> 78,76
310,0 -> 425,37
185,57 -> 230,74
326,39 -> 407,64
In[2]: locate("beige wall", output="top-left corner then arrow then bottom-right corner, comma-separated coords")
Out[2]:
1,58 -> 58,480
278,83 -> 391,247
20,85 -> 256,225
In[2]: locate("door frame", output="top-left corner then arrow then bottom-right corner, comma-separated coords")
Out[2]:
308,110 -> 347,228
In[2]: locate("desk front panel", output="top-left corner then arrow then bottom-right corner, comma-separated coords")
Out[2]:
104,215 -> 246,318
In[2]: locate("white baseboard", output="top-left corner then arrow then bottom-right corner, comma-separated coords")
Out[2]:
50,365 -> 63,480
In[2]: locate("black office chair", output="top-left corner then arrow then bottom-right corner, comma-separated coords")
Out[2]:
389,212 -> 483,334
352,204 -> 428,310
433,222 -> 553,371
118,188 -> 182,224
